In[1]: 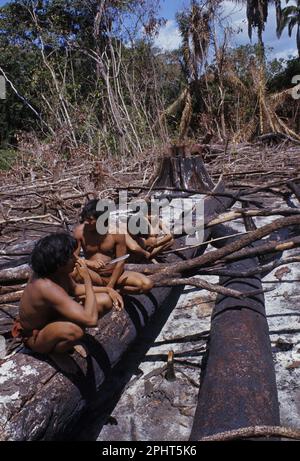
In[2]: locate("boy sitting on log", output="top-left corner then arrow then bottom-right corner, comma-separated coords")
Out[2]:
73,200 -> 153,294
12,233 -> 123,356
128,201 -> 174,261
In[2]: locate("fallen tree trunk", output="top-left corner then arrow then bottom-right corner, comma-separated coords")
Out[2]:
189,225 -> 280,440
0,154 -> 235,441
0,264 -> 32,284
0,291 -> 23,304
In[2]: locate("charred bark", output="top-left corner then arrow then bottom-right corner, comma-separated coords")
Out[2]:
189,225 -> 280,440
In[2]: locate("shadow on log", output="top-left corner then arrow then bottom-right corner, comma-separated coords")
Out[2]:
0,153 -> 235,441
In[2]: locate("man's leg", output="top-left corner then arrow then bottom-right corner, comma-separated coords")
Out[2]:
94,292 -> 113,317
125,234 -> 150,259
75,291 -> 113,317
26,321 -> 85,354
72,267 -> 105,286
117,271 -> 153,294
149,239 -> 174,259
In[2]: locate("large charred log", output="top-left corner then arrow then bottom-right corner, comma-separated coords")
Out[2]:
189,224 -> 280,440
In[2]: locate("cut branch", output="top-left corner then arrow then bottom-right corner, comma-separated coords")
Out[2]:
150,215 -> 300,280
199,425 -> 300,441
156,277 -> 270,299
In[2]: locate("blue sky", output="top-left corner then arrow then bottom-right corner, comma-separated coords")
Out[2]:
0,0 -> 297,60
156,0 -> 297,60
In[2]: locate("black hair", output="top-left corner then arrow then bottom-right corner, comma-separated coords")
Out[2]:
30,233 -> 77,278
80,199 -> 104,223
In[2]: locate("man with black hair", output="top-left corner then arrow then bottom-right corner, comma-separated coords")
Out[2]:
73,199 -> 153,294
12,233 -> 123,356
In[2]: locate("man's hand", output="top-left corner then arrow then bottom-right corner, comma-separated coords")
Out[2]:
75,259 -> 91,282
87,259 -> 106,271
145,236 -> 157,250
107,288 -> 124,310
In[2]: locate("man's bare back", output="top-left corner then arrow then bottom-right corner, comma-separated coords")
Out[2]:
19,275 -> 73,331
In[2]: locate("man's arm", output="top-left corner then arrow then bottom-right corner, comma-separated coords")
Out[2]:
43,261 -> 99,327
73,225 -> 84,257
72,282 -> 124,309
106,234 -> 126,289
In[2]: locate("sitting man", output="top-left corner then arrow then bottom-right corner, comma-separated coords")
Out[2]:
129,203 -> 174,261
73,199 -> 153,294
12,233 -> 123,356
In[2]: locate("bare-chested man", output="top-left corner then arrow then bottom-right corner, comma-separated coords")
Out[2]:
73,200 -> 153,294
12,233 -> 123,356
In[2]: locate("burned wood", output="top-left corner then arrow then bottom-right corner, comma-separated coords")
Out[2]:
0,264 -> 32,284
0,143 -> 299,441
199,425 -> 300,441
196,254 -> 300,278
205,207 -> 300,229
152,154 -> 215,192
3,229 -> 298,287
287,180 -> 300,204
190,253 -> 280,439
238,176 -> 300,197
117,185 -> 258,206
0,291 -> 23,304
150,215 -> 300,280
164,350 -> 176,382
221,235 -> 300,264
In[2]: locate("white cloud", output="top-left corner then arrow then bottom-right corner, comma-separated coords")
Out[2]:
273,48 -> 298,60
154,19 -> 182,51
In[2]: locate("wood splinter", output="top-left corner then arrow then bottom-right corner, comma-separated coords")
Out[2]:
165,350 -> 176,382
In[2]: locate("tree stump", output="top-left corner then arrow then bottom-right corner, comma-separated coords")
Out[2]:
152,145 -> 215,192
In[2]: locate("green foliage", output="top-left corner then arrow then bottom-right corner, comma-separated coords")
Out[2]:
0,45 -> 42,145
0,0 -> 298,159
268,57 -> 300,91
0,148 -> 18,170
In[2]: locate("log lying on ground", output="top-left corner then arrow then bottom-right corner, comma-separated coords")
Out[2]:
0,264 -> 32,284
0,287 -> 183,441
0,155 -> 235,441
0,304 -> 19,337
189,225 -> 280,440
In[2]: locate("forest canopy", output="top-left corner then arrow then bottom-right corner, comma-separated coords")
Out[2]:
0,0 -> 299,166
